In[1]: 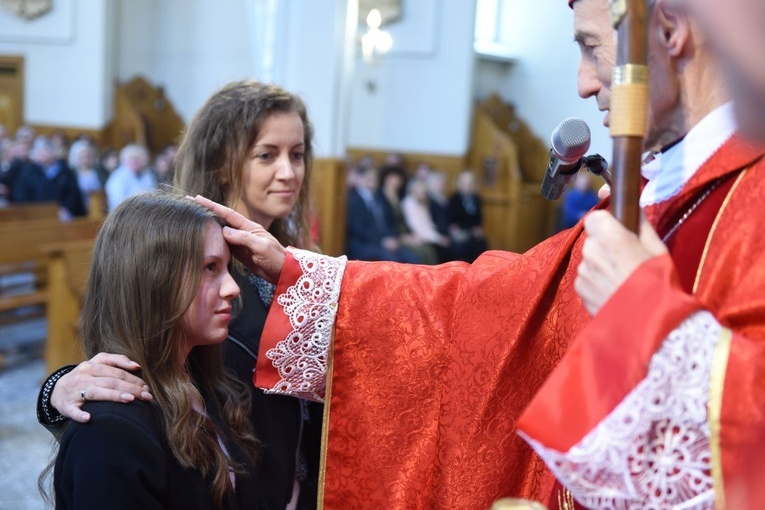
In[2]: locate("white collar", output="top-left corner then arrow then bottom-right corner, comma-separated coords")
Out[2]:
640,102 -> 737,206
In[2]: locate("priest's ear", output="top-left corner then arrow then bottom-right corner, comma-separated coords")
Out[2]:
654,0 -> 692,58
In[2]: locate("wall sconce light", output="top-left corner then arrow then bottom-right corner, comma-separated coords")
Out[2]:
360,8 -> 393,63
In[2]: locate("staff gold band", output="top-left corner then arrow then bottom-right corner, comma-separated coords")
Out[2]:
613,64 -> 649,86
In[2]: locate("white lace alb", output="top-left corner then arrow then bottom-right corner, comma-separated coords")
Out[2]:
262,248 -> 347,402
521,311 -> 722,510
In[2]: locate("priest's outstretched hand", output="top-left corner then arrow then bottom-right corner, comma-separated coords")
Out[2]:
575,210 -> 668,315
193,195 -> 287,283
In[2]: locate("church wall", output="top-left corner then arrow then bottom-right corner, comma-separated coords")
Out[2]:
346,0 -> 477,156
117,0 -> 252,126
0,0 -> 597,166
473,0 -> 613,161
117,0 -> 350,159
0,0 -> 114,130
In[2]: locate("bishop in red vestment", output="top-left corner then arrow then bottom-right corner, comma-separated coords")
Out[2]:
518,132 -> 765,510
515,1 -> 765,508
249,101 -> 762,509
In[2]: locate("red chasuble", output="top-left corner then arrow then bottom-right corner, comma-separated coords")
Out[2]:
518,136 -> 765,509
257,135 -> 765,509
259,221 -> 599,508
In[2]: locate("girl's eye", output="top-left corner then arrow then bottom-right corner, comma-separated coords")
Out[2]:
292,152 -> 305,161
256,152 -> 273,161
205,262 -> 217,273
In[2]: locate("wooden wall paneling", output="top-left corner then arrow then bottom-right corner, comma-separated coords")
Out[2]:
104,76 -> 186,154
468,111 -> 520,251
468,105 -> 556,253
121,76 -> 185,153
514,183 -> 557,252
345,148 -> 467,187
311,158 -> 347,257
29,124 -> 106,147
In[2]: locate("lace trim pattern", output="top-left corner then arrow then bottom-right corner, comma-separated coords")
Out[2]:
262,248 -> 347,402
521,311 -> 721,510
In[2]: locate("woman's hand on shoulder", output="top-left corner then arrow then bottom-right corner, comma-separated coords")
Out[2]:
51,353 -> 151,423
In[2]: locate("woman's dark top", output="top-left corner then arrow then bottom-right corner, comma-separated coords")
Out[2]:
224,269 -> 323,510
54,399 -> 264,509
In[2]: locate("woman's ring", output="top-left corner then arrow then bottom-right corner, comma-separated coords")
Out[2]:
80,388 -> 87,401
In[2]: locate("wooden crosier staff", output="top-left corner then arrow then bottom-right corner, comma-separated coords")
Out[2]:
608,0 -> 648,233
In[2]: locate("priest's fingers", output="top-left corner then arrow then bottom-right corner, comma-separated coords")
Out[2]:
192,194 -> 287,282
579,211 -> 654,311
585,210 -> 666,257
51,354 -> 152,423
192,195 -> 253,231
579,211 -> 669,314
222,226 -> 286,284
583,210 -> 625,240
193,195 -> 271,239
638,215 -> 668,257
584,211 -> 654,270
575,257 -> 617,315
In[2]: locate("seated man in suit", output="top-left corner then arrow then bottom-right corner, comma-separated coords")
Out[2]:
12,136 -> 86,220
448,169 -> 488,262
345,164 -> 420,263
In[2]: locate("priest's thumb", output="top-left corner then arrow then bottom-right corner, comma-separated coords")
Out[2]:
638,212 -> 668,256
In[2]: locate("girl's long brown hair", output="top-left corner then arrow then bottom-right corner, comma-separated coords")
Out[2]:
77,191 -> 258,507
174,79 -> 315,249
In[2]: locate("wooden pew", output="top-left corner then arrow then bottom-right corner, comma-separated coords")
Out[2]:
0,202 -> 60,223
87,191 -> 107,221
41,239 -> 94,373
0,204 -> 101,303
0,218 -> 100,317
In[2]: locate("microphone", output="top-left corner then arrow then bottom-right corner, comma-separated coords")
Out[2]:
582,153 -> 612,187
541,118 -> 591,200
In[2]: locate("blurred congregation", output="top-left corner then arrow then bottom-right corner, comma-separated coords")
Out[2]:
0,125 -> 176,220
344,156 -> 487,264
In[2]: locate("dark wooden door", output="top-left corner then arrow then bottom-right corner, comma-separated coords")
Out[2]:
0,55 -> 24,135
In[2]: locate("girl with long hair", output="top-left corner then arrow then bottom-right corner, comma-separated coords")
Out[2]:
47,190 -> 262,509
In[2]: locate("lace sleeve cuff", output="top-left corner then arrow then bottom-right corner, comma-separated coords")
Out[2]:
255,248 -> 347,402
37,365 -> 76,430
520,311 -> 722,509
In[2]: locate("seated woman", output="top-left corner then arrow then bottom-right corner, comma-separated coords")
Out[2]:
43,190 -> 263,509
378,165 -> 438,264
68,139 -> 102,214
400,177 -> 451,264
